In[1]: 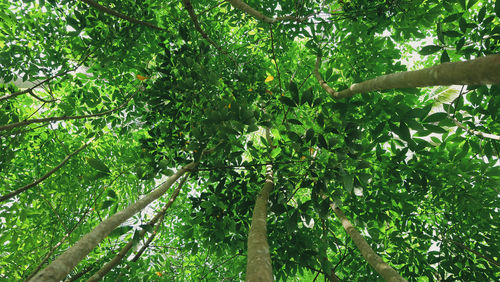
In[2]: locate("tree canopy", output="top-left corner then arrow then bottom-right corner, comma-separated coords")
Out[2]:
1,0 -> 499,281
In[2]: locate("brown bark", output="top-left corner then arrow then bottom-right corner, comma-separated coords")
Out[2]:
86,175 -> 189,281
0,92 -> 135,132
331,204 -> 406,282
0,138 -> 94,203
315,54 -> 500,99
79,0 -> 166,31
246,129 -> 274,282
29,162 -> 196,282
227,0 -> 302,23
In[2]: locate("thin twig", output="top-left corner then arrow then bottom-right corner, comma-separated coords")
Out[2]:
0,90 -> 136,132
0,138 -> 95,203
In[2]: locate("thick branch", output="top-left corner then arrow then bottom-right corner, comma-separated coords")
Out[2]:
331,204 -> 406,282
86,175 -> 189,281
29,162 -> 196,281
0,92 -> 135,132
315,54 -> 500,99
0,138 -> 94,203
227,0 -> 302,23
80,0 -> 166,31
450,117 -> 500,141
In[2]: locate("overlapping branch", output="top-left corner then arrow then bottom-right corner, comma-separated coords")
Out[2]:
315,54 -> 500,99
86,175 -> 190,281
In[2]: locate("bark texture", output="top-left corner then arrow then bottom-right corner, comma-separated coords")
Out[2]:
246,129 -> 274,282
331,204 -> 407,282
86,175 -> 188,281
227,0 -> 297,23
29,162 -> 195,282
315,54 -> 500,98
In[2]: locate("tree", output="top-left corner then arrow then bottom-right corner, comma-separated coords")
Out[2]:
1,0 -> 499,281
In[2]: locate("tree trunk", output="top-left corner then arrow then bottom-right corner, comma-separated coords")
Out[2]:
330,204 -> 407,282
315,54 -> 500,99
29,162 -> 196,282
246,129 -> 274,282
86,175 -> 188,281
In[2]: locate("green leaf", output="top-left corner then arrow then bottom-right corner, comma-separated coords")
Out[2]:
398,122 -> 411,142
443,13 -> 462,23
280,96 -> 296,107
496,0 -> 500,18
106,189 -> 117,199
302,87 -> 313,106
440,50 -> 450,63
88,158 -> 110,173
424,112 -> 448,123
419,45 -> 441,55
109,226 -> 133,238
318,134 -> 328,149
288,81 -> 300,104
271,147 -> 281,158
342,174 -> 353,193
99,200 -> 114,210
305,128 -> 314,143
424,123 -> 447,133
443,30 -> 462,37
140,224 -> 154,233
288,119 -> 303,125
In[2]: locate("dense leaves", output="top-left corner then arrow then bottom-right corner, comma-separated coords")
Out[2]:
1,0 -> 499,281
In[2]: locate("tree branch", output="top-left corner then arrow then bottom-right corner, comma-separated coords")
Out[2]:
80,0 -> 166,31
227,0 -> 309,23
0,50 -> 93,102
87,174 -> 190,281
315,54 -> 500,99
450,117 -> 500,141
181,0 -> 225,54
0,138 -> 94,203
450,240 -> 500,267
0,91 -> 135,132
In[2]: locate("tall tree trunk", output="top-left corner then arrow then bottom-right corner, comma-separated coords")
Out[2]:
246,129 -> 274,282
315,54 -> 500,98
29,162 -> 196,282
86,175 -> 189,281
330,204 -> 407,282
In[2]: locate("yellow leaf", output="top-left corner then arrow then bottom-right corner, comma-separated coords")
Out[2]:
228,103 -> 231,109
248,88 -> 253,92
136,74 -> 148,81
265,75 -> 274,82
300,156 -> 306,160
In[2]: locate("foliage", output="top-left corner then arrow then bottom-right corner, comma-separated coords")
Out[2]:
1,0 -> 499,281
